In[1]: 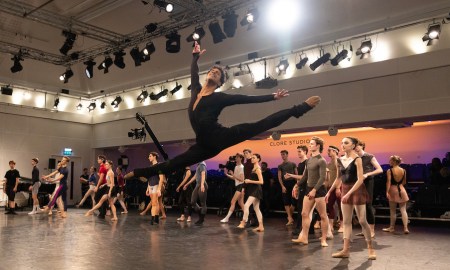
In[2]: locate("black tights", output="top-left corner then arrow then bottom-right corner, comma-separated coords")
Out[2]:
365,177 -> 375,224
134,104 -> 311,178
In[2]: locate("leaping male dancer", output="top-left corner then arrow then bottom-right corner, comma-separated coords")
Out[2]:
125,41 -> 321,180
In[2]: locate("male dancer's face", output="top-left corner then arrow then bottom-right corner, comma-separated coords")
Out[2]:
9,162 -> 15,170
148,154 -> 157,164
207,68 -> 222,87
243,151 -> 252,160
297,149 -> 306,159
309,140 -> 319,153
354,144 -> 363,155
31,160 -> 37,167
327,148 -> 337,158
281,152 -> 288,161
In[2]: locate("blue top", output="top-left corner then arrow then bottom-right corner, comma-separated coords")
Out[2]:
89,173 -> 97,185
58,167 -> 69,186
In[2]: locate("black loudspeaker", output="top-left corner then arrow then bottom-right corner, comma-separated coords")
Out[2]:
49,158 -> 56,169
328,126 -> 338,136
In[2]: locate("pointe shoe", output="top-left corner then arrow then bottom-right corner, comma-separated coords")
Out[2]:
291,239 -> 308,245
382,227 -> 395,232
220,218 -> 229,223
286,220 -> 294,226
368,249 -> 377,260
237,221 -> 246,229
139,211 -> 146,216
177,216 -> 185,222
332,250 -> 350,258
186,217 -> 192,222
121,211 -> 128,214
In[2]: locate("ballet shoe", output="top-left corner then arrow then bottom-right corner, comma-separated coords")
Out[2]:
321,241 -> 329,247
404,228 -> 410,234
368,249 -> 377,260
177,216 -> 185,222
332,250 -> 350,258
286,220 -> 294,226
60,212 -> 67,218
139,211 -> 146,216
237,221 -> 246,229
338,227 -> 344,233
291,239 -> 308,245
85,211 -> 93,217
382,227 -> 395,232
355,232 -> 364,237
252,227 -> 264,232
160,215 -> 167,220
186,217 -> 192,222
111,217 -> 118,221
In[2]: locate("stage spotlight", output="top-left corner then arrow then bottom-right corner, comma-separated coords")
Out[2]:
88,102 -> 96,112
111,96 -> 122,108
422,23 -> 441,46
145,23 -> 158,33
240,8 -> 259,29
137,90 -> 149,102
154,0 -> 173,13
142,42 -> 155,56
84,60 -> 96,78
186,26 -> 206,42
113,50 -> 126,69
98,56 -> 113,73
128,127 -> 146,142
149,89 -> 168,101
59,68 -> 74,83
53,98 -> 59,109
100,101 -> 106,109
223,11 -> 238,38
275,58 -> 290,75
309,52 -> 331,71
130,47 -> 144,66
59,30 -> 77,55
10,54 -> 23,73
356,39 -> 372,59
209,20 -> 227,44
330,49 -> 348,66
170,82 -> 182,95
296,55 -> 308,69
76,103 -> 83,110
166,32 -> 181,53
187,84 -> 191,90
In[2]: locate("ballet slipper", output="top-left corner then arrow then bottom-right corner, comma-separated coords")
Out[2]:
160,215 -> 167,219
291,239 -> 308,245
332,250 -> 350,258
121,211 -> 128,214
237,221 -> 246,229
253,226 -> 264,232
286,220 -> 294,226
177,216 -> 185,221
368,249 -> 377,260
382,227 -> 395,232
186,216 -> 192,222
404,228 -> 410,234
139,211 -> 147,216
48,211 -> 53,216
338,226 -> 344,233
111,217 -> 118,221
60,212 -> 67,218
321,240 -> 329,247
85,211 -> 93,217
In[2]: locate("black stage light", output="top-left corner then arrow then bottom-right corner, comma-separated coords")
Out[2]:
1,86 -> 13,95
170,82 -> 182,95
137,90 -> 149,102
309,52 -> 330,71
209,20 -> 227,44
186,26 -> 206,42
187,84 -> 191,90
275,58 -> 289,75
223,11 -> 238,38
53,98 -> 59,109
330,49 -> 348,66
141,42 -> 155,56
59,68 -> 74,83
356,39 -> 372,59
76,103 -> 83,110
111,96 -> 122,108
10,54 -> 23,73
98,56 -> 113,73
130,47 -> 144,66
113,50 -> 126,69
422,23 -> 441,46
59,30 -> 77,55
145,23 -> 158,33
296,56 -> 308,69
84,60 -> 96,78
240,8 -> 259,29
166,32 -> 181,53
88,102 -> 96,112
149,89 -> 168,101
154,0 -> 173,13
100,101 -> 106,109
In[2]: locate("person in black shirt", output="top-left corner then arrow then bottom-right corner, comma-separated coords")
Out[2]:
4,160 -> 20,214
79,167 -> 90,202
125,41 -> 320,181
261,162 -> 274,216
28,158 -> 41,215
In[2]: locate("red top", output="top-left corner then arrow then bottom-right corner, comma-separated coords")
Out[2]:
98,164 -> 107,185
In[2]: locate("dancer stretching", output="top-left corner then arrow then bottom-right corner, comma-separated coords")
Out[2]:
124,41 -> 320,181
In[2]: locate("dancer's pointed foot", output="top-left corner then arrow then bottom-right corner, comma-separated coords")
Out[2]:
237,221 -> 246,229
404,227 -> 410,234
368,248 -> 377,260
253,226 -> 264,232
291,239 -> 308,245
85,210 -> 93,217
321,240 -> 329,247
382,227 -> 395,232
332,250 -> 350,258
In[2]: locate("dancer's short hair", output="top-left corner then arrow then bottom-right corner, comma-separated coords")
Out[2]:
235,153 -> 244,161
297,145 -> 308,154
149,152 -> 159,160
9,160 -> 15,165
98,155 -> 106,163
280,150 -> 288,155
32,158 -> 39,164
208,65 -> 227,87
311,136 -> 324,153
328,145 -> 339,154
243,149 -> 252,154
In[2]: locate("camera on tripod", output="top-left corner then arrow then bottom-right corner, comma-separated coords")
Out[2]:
218,155 -> 237,171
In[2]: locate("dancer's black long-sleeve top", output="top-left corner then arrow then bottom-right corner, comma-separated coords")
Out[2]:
189,53 -> 274,142
133,53 -> 313,178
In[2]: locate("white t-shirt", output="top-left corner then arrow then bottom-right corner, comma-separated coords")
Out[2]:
234,164 -> 244,186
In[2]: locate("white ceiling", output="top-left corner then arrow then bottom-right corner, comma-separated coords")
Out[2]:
1,0 -> 450,97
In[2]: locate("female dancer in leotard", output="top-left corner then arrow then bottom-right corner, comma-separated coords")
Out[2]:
124,41 -> 320,181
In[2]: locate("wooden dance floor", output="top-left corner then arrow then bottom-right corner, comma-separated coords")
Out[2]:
0,209 -> 449,270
